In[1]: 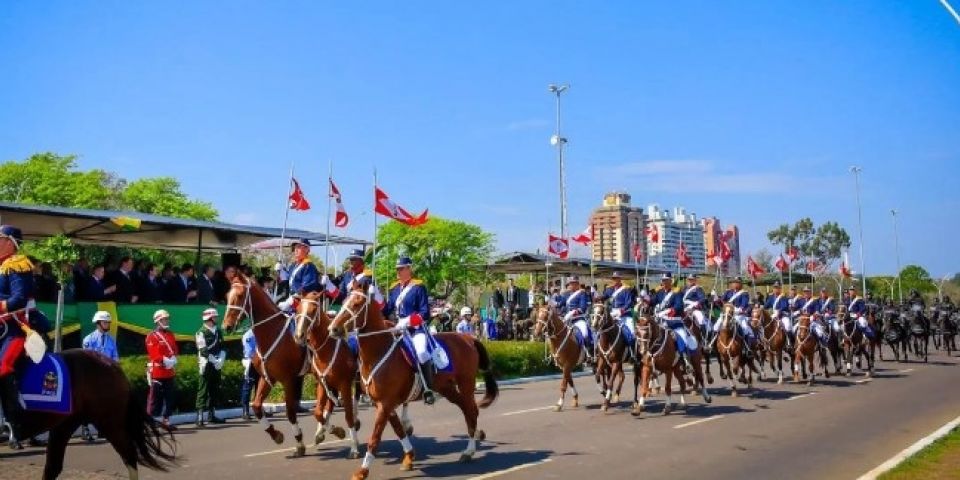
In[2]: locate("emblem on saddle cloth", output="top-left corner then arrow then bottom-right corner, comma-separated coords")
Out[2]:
399,336 -> 453,373
17,353 -> 72,415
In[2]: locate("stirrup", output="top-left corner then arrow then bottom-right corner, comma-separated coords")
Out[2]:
423,390 -> 436,405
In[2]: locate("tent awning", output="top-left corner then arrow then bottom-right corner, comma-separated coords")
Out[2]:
475,251 -> 674,278
0,201 -> 368,251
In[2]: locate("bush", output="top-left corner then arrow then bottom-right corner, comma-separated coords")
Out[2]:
481,340 -> 559,379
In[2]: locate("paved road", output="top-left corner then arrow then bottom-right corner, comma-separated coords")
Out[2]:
3,350 -> 959,480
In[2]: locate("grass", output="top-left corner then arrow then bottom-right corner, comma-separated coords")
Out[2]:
879,427 -> 960,480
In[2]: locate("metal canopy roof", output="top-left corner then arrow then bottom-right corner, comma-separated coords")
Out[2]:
477,251 -> 673,277
0,201 -> 368,251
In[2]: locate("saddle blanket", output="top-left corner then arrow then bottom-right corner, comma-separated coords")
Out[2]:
400,335 -> 454,373
17,353 -> 72,415
619,323 -> 635,345
346,334 -> 359,357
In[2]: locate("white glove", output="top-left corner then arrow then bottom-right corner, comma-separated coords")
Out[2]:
241,358 -> 252,370
367,284 -> 378,296
395,316 -> 411,330
734,307 -> 744,314
162,356 -> 176,369
547,298 -> 558,308
611,308 -> 622,320
321,274 -> 331,288
563,311 -> 577,323
710,290 -> 717,297
278,297 -> 295,311
207,354 -> 217,365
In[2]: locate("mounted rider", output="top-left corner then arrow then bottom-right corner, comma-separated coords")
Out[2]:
846,285 -> 875,340
795,286 -> 828,341
719,277 -> 757,358
652,273 -> 697,369
764,281 -> 793,347
278,238 -> 337,313
818,287 -> 839,333
602,272 -> 636,337
559,276 -> 593,359
336,249 -> 366,304
384,256 -> 436,405
682,273 -> 711,335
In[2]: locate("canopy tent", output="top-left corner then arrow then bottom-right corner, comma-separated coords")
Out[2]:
0,201 -> 368,251
478,251 -> 673,279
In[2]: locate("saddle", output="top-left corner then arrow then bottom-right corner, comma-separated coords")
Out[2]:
16,353 -> 72,415
399,335 -> 453,373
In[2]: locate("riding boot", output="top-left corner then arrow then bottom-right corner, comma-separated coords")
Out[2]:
207,409 -> 225,424
420,364 -> 436,406
195,412 -> 205,428
0,375 -> 24,450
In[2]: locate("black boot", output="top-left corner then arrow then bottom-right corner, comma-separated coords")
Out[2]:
0,375 -> 24,450
420,364 -> 436,406
207,410 -> 225,424
195,412 -> 205,428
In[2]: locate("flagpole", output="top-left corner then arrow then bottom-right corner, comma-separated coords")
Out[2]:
324,161 -> 333,276
275,162 -> 294,299
372,168 -> 379,288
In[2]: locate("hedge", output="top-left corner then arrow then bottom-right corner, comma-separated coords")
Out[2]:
117,340 -> 557,414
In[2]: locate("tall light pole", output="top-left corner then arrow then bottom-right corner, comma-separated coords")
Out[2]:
890,209 -> 904,303
549,84 -> 569,240
849,166 -> 867,295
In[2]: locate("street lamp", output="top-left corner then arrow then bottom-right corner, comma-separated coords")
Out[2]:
549,84 -> 569,240
849,166 -> 867,295
890,209 -> 904,303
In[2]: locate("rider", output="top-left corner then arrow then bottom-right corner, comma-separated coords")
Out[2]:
764,281 -> 794,347
907,289 -> 926,310
385,256 -> 436,405
720,277 -> 757,358
279,238 -> 337,312
847,285 -> 875,340
818,287 -> 839,333
560,276 -> 593,359
682,273 -> 710,335
795,286 -> 826,341
0,225 -> 51,449
652,273 -> 697,368
602,272 -> 636,338
336,249 -> 366,305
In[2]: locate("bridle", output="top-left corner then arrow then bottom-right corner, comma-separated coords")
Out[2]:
294,295 -> 325,345
225,277 -> 292,385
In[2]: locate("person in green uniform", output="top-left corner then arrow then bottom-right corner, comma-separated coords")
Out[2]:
195,307 -> 226,427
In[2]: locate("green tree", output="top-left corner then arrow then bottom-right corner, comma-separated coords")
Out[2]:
121,177 -> 217,221
899,265 -> 936,295
805,221 -> 851,269
0,152 -> 121,209
20,234 -> 79,282
767,218 -> 815,263
373,217 -> 495,300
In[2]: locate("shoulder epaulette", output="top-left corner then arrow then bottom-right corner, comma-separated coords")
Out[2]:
0,255 -> 33,274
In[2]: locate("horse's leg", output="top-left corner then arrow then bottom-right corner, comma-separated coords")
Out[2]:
631,361 -> 644,416
567,369 -> 580,408
341,380 -> 360,459
312,382 -> 331,447
283,379 -> 306,457
43,418 -> 80,480
448,388 -> 483,463
251,377 -> 283,444
355,403 -> 401,480
674,365 -> 688,410
613,360 -> 625,403
662,367 -> 673,415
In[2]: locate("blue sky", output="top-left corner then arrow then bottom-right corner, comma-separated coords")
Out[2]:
1,1 -> 958,277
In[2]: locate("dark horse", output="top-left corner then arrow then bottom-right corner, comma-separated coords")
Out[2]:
932,305 -> 957,356
881,307 -> 909,362
906,305 -> 929,363
837,306 -> 874,377
4,350 -> 176,479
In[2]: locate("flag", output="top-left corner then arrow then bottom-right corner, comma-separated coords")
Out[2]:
839,252 -> 852,278
632,243 -> 643,262
374,186 -> 428,226
329,178 -> 349,228
571,224 -> 594,245
548,234 -> 569,259
722,229 -> 735,241
110,216 -> 141,231
805,260 -> 819,273
787,246 -> 799,262
676,241 -> 693,268
708,249 -> 723,267
747,256 -> 765,279
720,239 -> 732,262
289,178 -> 311,211
644,225 -> 659,242
775,254 -> 789,273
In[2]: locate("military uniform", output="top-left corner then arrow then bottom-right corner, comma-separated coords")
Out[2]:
602,273 -> 636,334
146,310 -> 178,428
720,280 -> 757,350
195,308 -> 226,426
652,274 -> 697,359
764,283 -> 793,339
682,276 -> 710,332
385,256 -> 434,403
239,328 -> 259,420
847,289 -> 875,340
818,292 -> 839,332
560,277 -> 592,352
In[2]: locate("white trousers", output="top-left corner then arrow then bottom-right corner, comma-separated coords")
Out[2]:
573,319 -> 589,340
855,315 -> 868,329
736,315 -> 754,337
690,310 -> 711,331
778,314 -> 793,333
411,331 -> 431,364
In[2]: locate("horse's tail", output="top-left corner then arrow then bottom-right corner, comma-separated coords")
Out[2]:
473,339 -> 499,408
126,390 -> 177,471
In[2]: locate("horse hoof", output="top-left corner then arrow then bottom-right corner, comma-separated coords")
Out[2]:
314,433 -> 325,446
601,404 -> 608,413
293,445 -> 306,457
401,450 -> 416,471
459,454 -> 474,463
572,398 -> 580,408
731,390 -> 738,398
477,430 -> 486,442
331,426 -> 347,440
613,394 -> 620,403
352,468 -> 369,480
705,395 -> 713,404
707,376 -> 714,385
273,432 -> 285,445
662,405 -> 672,416
348,450 -> 361,459
553,404 -> 563,412
405,425 -> 414,436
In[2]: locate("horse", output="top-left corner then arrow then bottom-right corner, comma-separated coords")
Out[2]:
792,314 -> 830,385
933,306 -> 957,356
881,307 -> 909,362
905,305 -> 929,363
293,291 -> 362,457
222,273 -> 322,457
328,285 -> 498,480
532,306 -> 589,412
3,349 -> 176,480
682,311 -> 715,386
751,304 -> 790,384
866,303 -> 884,362
714,304 -> 757,397
837,306 -> 874,377
631,311 -> 711,416
589,303 -> 628,412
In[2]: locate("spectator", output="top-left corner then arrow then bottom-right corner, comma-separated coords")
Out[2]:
492,286 -> 505,312
212,268 -> 230,303
109,256 -> 138,303
197,264 -> 216,305
164,263 -> 197,303
83,264 -> 116,301
80,310 -> 119,441
160,263 -> 175,291
34,262 -> 59,303
146,309 -> 178,432
505,279 -> 519,316
258,276 -> 277,301
195,308 -> 226,427
72,258 -> 90,301
136,263 -> 163,303
456,307 -> 475,336
239,328 -> 258,421
223,264 -> 238,283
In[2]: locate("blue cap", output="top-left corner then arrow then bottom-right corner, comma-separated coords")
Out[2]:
660,273 -> 672,281
348,249 -> 365,260
611,271 -> 622,279
730,276 -> 744,283
290,238 -> 311,250
772,281 -> 782,287
0,225 -> 22,247
396,256 -> 414,268
566,275 -> 581,285
686,273 -> 698,280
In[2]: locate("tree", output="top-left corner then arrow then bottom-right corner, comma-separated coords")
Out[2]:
0,152 -> 121,209
121,177 -> 217,221
20,234 -> 79,283
899,265 -> 936,295
373,217 -> 495,301
750,247 -> 775,272
767,218 -> 815,262
805,221 -> 850,269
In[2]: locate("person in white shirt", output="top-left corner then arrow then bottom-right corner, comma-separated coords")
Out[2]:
456,307 -> 475,336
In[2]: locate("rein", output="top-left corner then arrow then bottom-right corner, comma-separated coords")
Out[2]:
535,310 -> 579,365
228,278 -> 294,386
333,290 -> 403,388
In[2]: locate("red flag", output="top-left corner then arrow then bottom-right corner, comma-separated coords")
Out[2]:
747,256 -> 765,279
839,252 -> 852,278
289,178 -> 311,211
548,234 -> 569,259
644,225 -> 659,242
571,224 -> 594,245
632,243 -> 643,262
374,187 -> 428,226
329,178 -> 349,228
676,241 -> 693,268
720,240 -> 732,262
722,229 -> 735,241
775,254 -> 789,273
708,249 -> 722,267
787,246 -> 799,262
805,260 -> 819,273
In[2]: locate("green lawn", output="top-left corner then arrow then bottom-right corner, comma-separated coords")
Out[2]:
879,427 -> 960,480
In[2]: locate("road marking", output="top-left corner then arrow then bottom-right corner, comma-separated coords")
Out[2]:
899,368 -> 915,373
468,458 -> 552,480
674,415 -> 725,429
243,439 -> 348,458
501,406 -> 554,417
787,392 -> 817,401
857,414 -> 960,479
855,379 -> 872,384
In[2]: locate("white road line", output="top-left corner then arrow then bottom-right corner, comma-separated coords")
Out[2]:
786,392 -> 817,401
243,439 -> 348,458
501,406 -> 555,417
857,414 -> 960,479
468,458 -> 553,480
674,415 -> 725,429
899,368 -> 915,373
855,379 -> 872,384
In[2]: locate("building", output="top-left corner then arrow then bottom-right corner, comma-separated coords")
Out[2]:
724,225 -> 742,276
702,217 -> 741,276
645,204 -> 706,276
589,192 -> 644,264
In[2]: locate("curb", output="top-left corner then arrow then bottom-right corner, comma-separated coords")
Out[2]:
856,414 -> 960,479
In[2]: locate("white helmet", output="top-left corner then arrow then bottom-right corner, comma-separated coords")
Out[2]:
202,308 -> 219,321
92,310 -> 112,324
153,309 -> 171,323
460,306 -> 473,316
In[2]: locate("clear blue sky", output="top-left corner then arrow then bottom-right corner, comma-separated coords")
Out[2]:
1,1 -> 958,278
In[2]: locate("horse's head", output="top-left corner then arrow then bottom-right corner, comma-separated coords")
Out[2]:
836,304 -> 848,322
635,315 -> 655,356
294,291 -> 326,346
718,304 -> 737,332
590,302 -> 610,330
329,282 -> 369,339
222,273 -> 254,334
532,306 -> 555,340
750,304 -> 766,329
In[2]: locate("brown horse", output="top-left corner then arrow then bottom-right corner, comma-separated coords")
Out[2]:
792,314 -> 831,385
837,306 -> 874,377
682,314 -> 715,385
532,306 -> 587,412
328,285 -> 498,480
8,350 -> 176,479
751,305 -> 790,384
715,304 -> 757,397
631,312 -> 712,416
222,273 -> 320,457
589,303 -> 627,412
293,291 -> 362,457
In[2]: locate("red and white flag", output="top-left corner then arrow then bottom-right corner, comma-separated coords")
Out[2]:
775,254 -> 789,273
644,225 -> 659,243
548,234 -> 569,259
329,178 -> 349,228
747,256 -> 766,279
787,246 -> 799,262
806,260 -> 820,273
633,243 -> 643,262
676,241 -> 693,268
374,187 -> 428,226
289,178 -> 311,211
571,224 -> 594,245
839,252 -> 852,278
